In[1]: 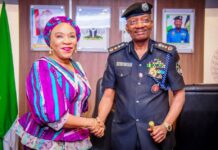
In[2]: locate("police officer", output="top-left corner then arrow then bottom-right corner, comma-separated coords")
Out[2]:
167,16 -> 189,43
94,2 -> 185,150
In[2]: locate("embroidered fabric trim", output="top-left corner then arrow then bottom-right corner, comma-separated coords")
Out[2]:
14,122 -> 92,150
47,112 -> 69,131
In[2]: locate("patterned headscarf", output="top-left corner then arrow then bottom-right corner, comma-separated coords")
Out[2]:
43,16 -> 81,47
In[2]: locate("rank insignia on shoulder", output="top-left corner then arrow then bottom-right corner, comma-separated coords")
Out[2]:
154,42 -> 175,54
108,42 -> 128,54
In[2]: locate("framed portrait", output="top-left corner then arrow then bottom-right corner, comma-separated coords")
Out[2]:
162,9 -> 195,53
76,6 -> 111,52
78,28 -> 109,52
30,5 -> 65,51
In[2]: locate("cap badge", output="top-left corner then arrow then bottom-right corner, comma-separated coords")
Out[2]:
142,3 -> 149,11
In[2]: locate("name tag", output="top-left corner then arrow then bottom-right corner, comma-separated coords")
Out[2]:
116,62 -> 132,67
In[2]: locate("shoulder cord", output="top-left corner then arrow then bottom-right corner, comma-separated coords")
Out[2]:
152,54 -> 170,91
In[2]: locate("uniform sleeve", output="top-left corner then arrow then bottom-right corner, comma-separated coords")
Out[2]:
102,55 -> 116,91
26,60 -> 68,130
167,30 -> 172,43
185,31 -> 190,43
167,49 -> 185,91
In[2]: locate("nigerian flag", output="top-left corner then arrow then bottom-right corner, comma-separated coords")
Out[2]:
0,1 -> 18,150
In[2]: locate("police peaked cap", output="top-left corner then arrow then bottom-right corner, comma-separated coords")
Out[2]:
174,16 -> 183,20
121,2 -> 153,19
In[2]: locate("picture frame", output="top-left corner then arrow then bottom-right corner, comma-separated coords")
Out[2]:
162,9 -> 195,53
78,28 -> 110,52
30,5 -> 65,51
76,6 -> 111,52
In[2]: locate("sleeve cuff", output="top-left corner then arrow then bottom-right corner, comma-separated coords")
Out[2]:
102,83 -> 115,91
171,82 -> 185,91
47,112 -> 69,131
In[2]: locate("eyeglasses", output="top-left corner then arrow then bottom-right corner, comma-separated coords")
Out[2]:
127,18 -> 152,26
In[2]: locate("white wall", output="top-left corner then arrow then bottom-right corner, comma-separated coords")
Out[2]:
204,8 -> 218,83
0,4 -> 19,101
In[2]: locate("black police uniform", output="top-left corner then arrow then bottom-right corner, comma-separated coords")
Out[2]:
102,40 -> 185,150
102,2 -> 185,150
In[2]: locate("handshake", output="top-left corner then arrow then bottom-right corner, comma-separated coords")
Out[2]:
85,117 -> 105,138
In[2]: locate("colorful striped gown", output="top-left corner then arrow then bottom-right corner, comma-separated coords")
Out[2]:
14,57 -> 92,150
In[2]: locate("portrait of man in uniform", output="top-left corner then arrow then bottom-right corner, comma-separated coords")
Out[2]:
167,15 -> 190,43
162,9 -> 195,53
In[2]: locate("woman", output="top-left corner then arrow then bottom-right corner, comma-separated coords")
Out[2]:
14,16 -> 103,149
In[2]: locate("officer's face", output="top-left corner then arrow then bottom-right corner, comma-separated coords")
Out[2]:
126,14 -> 153,42
174,19 -> 182,29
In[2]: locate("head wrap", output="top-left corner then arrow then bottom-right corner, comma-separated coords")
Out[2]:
43,16 -> 81,47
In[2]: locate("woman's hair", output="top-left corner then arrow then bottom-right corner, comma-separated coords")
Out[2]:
43,16 -> 81,47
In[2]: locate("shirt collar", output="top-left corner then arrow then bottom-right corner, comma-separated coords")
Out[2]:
128,39 -> 154,54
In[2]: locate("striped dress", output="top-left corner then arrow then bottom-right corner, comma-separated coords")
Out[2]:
14,57 -> 92,150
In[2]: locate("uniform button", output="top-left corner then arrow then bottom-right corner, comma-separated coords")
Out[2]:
120,73 -> 123,77
137,82 -> 141,85
136,100 -> 139,103
139,64 -> 142,67
136,119 -> 139,122
139,72 -> 143,78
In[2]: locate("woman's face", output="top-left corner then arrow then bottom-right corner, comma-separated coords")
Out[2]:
50,23 -> 77,61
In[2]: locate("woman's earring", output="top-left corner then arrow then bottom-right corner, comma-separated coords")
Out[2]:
74,44 -> 77,53
49,48 -> 53,55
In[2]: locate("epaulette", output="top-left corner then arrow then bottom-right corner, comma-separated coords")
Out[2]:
154,42 -> 175,54
108,42 -> 128,54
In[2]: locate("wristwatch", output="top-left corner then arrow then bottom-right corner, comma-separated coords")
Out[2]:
163,122 -> 172,132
